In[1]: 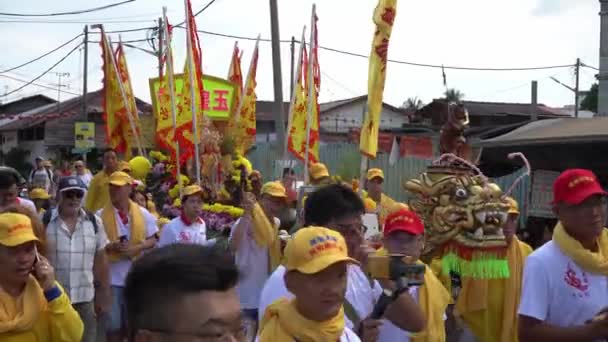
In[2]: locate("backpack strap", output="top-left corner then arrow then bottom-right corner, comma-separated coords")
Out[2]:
42,209 -> 52,227
343,299 -> 362,332
85,211 -> 99,234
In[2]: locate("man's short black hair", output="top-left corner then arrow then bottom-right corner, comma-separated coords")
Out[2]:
103,148 -> 117,156
304,184 -> 364,226
0,167 -> 21,190
283,167 -> 295,177
124,244 -> 239,340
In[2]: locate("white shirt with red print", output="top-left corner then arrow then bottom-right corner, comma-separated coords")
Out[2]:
158,216 -> 214,247
518,240 -> 608,327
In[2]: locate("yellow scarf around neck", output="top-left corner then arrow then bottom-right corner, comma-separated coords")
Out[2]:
553,222 -> 608,275
455,237 -> 528,342
376,248 -> 450,342
102,200 -> 146,262
258,298 -> 345,342
0,275 -> 45,334
251,202 -> 282,272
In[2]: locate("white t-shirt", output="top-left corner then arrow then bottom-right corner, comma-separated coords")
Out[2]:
378,286 -> 421,342
254,327 -> 361,342
229,216 -> 280,310
98,206 -> 158,287
518,240 -> 608,327
30,169 -> 52,192
258,264 -> 383,329
158,216 -> 213,247
76,172 -> 93,187
17,197 -> 37,214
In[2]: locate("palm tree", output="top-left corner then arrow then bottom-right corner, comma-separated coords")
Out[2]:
402,97 -> 424,112
444,88 -> 465,102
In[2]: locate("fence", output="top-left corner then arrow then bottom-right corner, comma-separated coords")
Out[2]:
247,142 -> 530,220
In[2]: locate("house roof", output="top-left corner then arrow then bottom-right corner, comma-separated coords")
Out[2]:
0,94 -> 56,115
255,100 -> 290,121
319,95 -> 406,114
418,99 -> 568,119
476,117 -> 608,148
0,89 -> 152,131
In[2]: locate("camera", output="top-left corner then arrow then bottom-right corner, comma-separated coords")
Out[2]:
364,253 -> 425,286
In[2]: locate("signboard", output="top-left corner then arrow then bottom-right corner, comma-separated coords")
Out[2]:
529,170 -> 559,218
74,122 -> 95,149
149,74 -> 237,121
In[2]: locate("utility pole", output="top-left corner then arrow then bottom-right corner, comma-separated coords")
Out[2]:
290,36 -> 295,99
575,58 -> 580,118
531,80 -> 538,121
157,17 -> 163,80
82,25 -> 88,122
52,72 -> 70,105
269,0 -> 286,154
598,0 -> 608,116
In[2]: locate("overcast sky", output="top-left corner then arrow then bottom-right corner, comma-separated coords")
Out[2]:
0,0 -> 600,110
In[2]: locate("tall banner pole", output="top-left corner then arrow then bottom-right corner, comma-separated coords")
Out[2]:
303,4 -> 316,185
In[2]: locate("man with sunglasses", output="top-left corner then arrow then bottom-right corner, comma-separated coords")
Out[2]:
259,184 -> 425,342
44,176 -> 111,342
74,160 -> 93,187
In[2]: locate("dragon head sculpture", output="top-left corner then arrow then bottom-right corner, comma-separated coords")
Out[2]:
404,154 -> 524,279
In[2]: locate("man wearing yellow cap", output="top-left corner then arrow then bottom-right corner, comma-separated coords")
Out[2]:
258,226 -> 361,341
366,168 -> 397,226
85,149 -> 119,212
158,185 -> 215,247
229,181 -> 287,337
98,171 -> 158,342
309,162 -> 332,186
455,196 -> 532,342
0,212 -> 84,341
29,188 -> 50,215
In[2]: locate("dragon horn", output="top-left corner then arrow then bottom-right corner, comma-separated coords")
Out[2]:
503,152 -> 531,198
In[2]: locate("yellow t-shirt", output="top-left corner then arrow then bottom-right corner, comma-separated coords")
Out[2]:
84,171 -> 110,212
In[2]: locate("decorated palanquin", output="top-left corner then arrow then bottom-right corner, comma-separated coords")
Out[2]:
404,102 -> 512,280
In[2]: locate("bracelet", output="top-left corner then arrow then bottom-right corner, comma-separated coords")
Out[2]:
44,285 -> 62,302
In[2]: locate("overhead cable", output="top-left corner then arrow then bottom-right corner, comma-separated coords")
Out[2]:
0,74 -> 81,96
1,43 -> 82,97
0,1 -> 136,17
0,33 -> 83,73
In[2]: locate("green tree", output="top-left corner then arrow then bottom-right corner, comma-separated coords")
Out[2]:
580,83 -> 598,113
444,88 -> 465,102
402,97 -> 424,111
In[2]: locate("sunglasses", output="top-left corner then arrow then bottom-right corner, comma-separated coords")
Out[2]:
63,190 -> 84,199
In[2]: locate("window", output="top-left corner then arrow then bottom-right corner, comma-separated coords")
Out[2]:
17,123 -> 44,141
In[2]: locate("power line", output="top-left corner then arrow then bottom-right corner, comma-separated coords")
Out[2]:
0,1 -> 136,17
0,33 -> 83,74
581,63 -> 599,71
1,43 -> 82,97
174,0 -> 218,27
89,37 -> 152,44
0,18 -> 155,24
0,74 -> 81,96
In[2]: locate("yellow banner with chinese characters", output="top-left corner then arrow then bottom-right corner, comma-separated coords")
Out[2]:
234,41 -> 259,155
101,33 -> 128,154
226,44 -> 243,137
115,44 -> 141,159
359,0 -> 397,158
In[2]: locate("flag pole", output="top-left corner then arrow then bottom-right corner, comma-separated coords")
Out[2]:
183,0 -> 201,185
162,7 -> 183,198
283,26 -> 306,161
303,4 -> 316,185
104,33 -> 145,157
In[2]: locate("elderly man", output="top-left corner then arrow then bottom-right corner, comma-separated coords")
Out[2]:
519,169 -> 608,341
43,176 -> 111,342
29,156 -> 53,193
99,171 -> 158,342
0,212 -> 84,341
73,160 -> 93,187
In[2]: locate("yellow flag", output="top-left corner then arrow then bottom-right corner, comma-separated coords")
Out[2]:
226,43 -> 244,137
100,32 -> 128,154
234,39 -> 259,155
115,43 -> 141,159
359,0 -> 397,158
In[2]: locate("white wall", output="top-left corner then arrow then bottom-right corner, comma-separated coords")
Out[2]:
319,101 -> 407,133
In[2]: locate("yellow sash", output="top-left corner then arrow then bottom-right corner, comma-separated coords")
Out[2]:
0,276 -> 45,334
553,222 -> 608,275
258,298 -> 345,342
251,203 -> 282,272
102,200 -> 146,262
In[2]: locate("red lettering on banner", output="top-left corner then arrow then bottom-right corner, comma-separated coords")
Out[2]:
212,90 -> 229,111
202,91 -> 210,111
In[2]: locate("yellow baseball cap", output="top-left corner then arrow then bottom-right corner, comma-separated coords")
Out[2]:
108,171 -> 133,186
29,188 -> 50,200
262,181 -> 287,198
0,213 -> 39,247
367,168 -> 384,181
505,196 -> 519,215
309,163 -> 329,180
284,226 -> 359,274
183,184 -> 204,197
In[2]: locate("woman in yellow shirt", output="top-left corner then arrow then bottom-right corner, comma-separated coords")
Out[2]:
0,212 -> 83,342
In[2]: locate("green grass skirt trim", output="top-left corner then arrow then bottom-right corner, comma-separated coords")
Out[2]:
441,252 -> 510,279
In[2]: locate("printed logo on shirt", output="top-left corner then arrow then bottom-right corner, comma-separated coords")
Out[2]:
179,231 -> 192,243
564,262 -> 590,298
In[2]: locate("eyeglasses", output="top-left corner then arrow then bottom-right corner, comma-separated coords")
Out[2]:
63,190 -> 84,199
75,165 -> 83,169
333,222 -> 367,237
144,323 -> 247,342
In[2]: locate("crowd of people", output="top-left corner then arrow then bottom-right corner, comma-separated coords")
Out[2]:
1,148 -> 608,342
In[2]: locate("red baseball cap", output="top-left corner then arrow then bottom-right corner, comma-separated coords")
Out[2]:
383,209 -> 424,237
553,169 -> 607,205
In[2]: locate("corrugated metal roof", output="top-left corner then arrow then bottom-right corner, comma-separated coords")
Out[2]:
477,117 -> 608,147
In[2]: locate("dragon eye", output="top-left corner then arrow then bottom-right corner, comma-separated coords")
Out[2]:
454,188 -> 468,199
